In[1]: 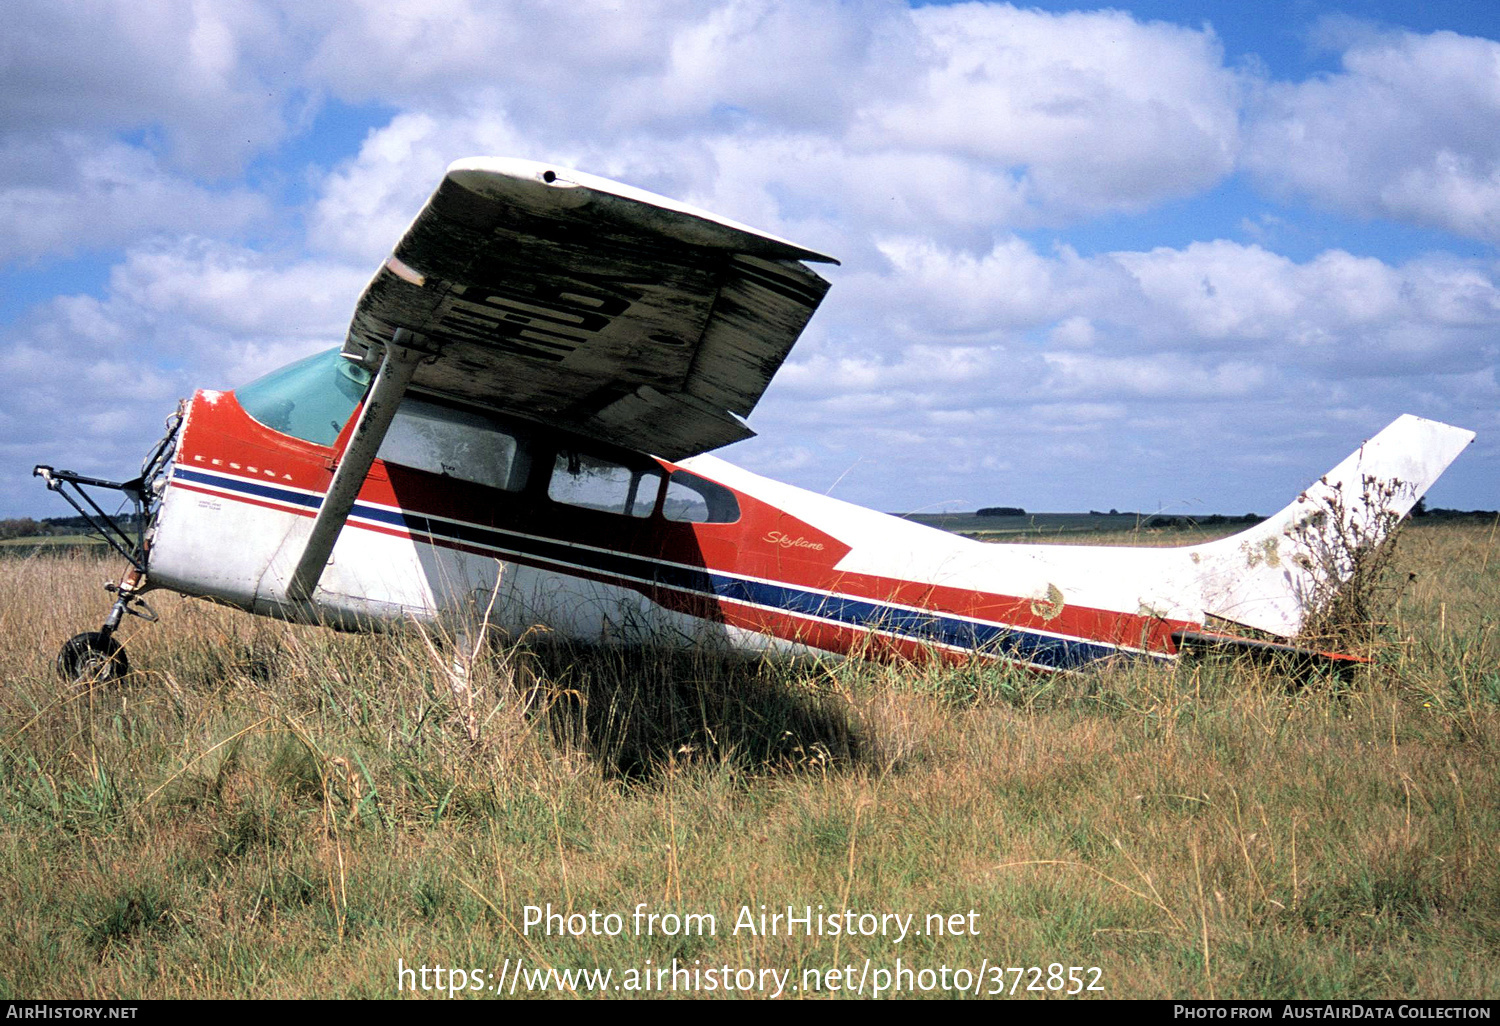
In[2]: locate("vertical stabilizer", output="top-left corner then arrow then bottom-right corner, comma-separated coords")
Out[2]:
1186,415 -> 1473,638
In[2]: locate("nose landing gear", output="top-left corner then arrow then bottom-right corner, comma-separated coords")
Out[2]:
56,569 -> 157,686
36,409 -> 178,687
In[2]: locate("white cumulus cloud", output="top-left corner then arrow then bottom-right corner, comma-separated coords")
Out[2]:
1245,25 -> 1500,243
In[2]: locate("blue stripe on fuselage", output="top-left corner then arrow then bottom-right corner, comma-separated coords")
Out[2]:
172,466 -> 1144,670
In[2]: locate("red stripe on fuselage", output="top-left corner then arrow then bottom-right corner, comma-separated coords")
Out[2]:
174,389 -> 1189,658
167,478 -> 1072,668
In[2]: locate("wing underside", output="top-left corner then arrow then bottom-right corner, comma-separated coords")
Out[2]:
342,158 -> 836,460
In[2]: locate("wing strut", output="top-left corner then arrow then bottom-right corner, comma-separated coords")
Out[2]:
285,334 -> 425,602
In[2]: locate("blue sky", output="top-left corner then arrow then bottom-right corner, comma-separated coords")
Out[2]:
3,0 -> 1499,518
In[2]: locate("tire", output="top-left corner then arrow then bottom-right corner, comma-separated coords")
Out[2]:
56,632 -> 129,686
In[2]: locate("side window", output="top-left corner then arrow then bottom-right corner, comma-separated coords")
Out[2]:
548,450 -> 662,517
663,471 -> 740,524
378,399 -> 530,492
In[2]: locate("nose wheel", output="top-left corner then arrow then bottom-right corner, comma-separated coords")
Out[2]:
55,572 -> 156,686
57,631 -> 129,686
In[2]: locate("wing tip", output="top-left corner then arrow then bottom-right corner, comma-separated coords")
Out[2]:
444,155 -> 839,264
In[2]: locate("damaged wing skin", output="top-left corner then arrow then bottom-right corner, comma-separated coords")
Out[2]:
341,157 -> 835,462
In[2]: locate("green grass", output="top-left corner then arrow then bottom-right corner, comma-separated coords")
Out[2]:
0,524 -> 1497,999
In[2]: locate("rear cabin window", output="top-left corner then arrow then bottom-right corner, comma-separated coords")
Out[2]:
663,471 -> 740,524
234,348 -> 370,446
548,450 -> 662,517
377,399 -> 530,492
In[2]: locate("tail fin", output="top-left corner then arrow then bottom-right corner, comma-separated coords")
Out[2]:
1187,415 -> 1473,638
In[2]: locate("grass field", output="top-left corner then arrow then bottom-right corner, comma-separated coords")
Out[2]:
0,522 -> 1497,999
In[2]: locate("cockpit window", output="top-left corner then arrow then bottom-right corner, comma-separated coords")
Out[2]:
234,347 -> 370,446
548,450 -> 662,517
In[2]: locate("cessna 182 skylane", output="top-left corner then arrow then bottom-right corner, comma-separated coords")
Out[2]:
35,157 -> 1474,684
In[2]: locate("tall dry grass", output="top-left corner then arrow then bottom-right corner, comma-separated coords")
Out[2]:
0,523 -> 1496,999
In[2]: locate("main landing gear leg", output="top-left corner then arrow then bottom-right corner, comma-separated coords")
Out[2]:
56,567 -> 157,686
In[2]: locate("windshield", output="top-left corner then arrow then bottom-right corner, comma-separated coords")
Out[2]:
234,348 -> 371,446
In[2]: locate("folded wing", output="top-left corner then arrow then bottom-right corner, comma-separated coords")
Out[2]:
343,157 -> 837,459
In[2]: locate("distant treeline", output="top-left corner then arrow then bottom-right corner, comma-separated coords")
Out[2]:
1134,513 -> 1263,529
0,514 -> 143,540
976,509 -> 1266,527
1414,504 -> 1498,520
